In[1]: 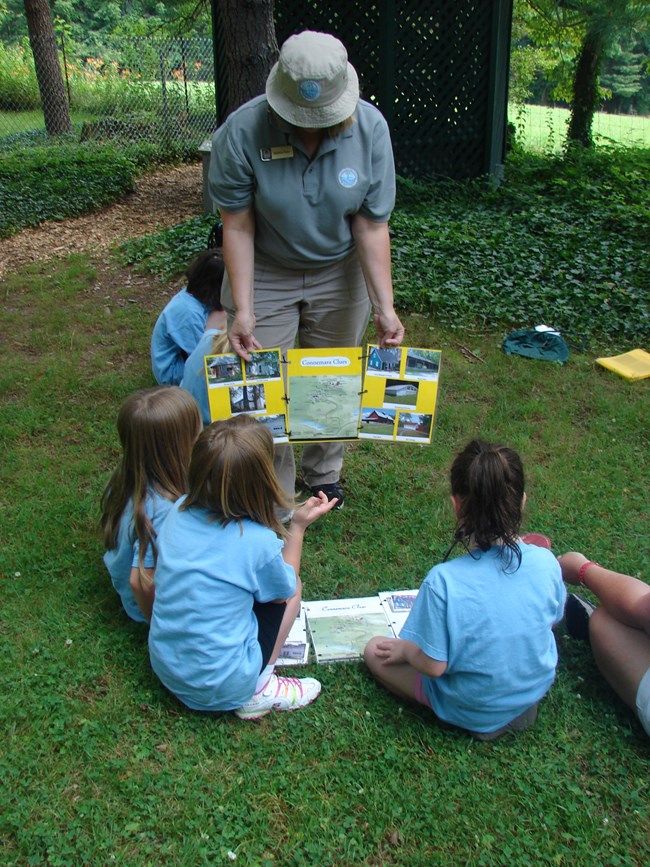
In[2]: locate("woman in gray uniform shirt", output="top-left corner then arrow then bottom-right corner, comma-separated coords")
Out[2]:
209,30 -> 404,509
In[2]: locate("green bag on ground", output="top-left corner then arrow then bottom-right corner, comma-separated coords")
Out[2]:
502,328 -> 569,363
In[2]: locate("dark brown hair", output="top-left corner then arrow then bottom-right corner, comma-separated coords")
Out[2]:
447,439 -> 525,569
101,386 -> 202,580
185,249 -> 224,310
182,415 -> 292,535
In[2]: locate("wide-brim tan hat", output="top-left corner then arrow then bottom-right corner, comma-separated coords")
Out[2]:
266,31 -> 359,129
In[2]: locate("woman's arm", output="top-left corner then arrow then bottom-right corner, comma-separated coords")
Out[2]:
350,214 -> 405,348
129,566 -> 155,622
221,208 -> 262,360
372,637 -> 448,678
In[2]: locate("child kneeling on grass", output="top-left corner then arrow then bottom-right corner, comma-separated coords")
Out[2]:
101,386 -> 202,623
148,415 -> 337,719
364,439 -> 567,740
180,329 -> 230,426
151,249 -> 227,386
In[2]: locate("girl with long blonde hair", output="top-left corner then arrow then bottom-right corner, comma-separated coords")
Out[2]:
101,386 -> 202,622
148,415 -> 337,719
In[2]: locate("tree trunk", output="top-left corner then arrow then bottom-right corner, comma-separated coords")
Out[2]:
567,25 -> 604,148
23,0 -> 72,136
217,0 -> 279,118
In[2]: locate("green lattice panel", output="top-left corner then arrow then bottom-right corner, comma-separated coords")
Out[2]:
274,1 -> 510,179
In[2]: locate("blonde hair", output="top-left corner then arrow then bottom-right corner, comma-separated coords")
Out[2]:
183,415 -> 292,535
271,109 -> 355,139
210,330 -> 230,356
101,386 -> 202,581
326,116 -> 355,137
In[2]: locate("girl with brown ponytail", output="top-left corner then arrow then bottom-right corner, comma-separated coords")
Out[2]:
365,439 -> 566,740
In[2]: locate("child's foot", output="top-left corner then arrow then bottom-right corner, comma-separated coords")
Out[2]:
234,674 -> 321,720
520,533 -> 553,550
564,593 -> 597,641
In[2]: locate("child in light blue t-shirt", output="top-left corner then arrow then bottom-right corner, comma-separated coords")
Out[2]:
365,439 -> 566,740
151,249 -> 226,385
180,329 -> 230,426
101,386 -> 202,623
148,415 -> 337,719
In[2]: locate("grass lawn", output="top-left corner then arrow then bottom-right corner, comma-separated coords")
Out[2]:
0,109 -> 101,138
0,242 -> 648,863
509,102 -> 650,152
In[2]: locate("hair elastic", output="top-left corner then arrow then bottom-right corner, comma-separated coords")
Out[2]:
578,560 -> 599,585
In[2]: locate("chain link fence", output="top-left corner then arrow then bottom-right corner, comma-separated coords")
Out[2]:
1,31 -> 647,157
0,36 -> 218,151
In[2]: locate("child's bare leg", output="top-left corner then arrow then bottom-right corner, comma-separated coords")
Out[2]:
268,577 -> 302,665
364,637 -> 421,703
589,606 -> 650,709
559,554 -> 650,635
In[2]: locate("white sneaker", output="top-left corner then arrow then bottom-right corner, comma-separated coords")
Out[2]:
234,674 -> 321,720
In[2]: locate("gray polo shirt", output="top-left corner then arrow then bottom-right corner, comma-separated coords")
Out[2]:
208,95 -> 396,270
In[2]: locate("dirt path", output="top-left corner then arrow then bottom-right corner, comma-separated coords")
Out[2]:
0,162 -> 204,281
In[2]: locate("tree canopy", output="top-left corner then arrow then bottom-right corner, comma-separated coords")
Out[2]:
513,0 -> 650,145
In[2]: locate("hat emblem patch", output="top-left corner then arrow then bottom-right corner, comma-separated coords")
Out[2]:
299,80 -> 321,101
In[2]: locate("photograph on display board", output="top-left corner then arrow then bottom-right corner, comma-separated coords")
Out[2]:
360,345 -> 441,444
203,348 -> 287,436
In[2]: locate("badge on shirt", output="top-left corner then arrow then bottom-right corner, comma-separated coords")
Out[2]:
260,146 -> 294,161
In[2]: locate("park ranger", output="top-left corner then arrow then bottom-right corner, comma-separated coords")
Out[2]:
209,30 -> 404,510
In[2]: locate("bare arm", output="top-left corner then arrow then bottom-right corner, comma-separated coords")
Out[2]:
129,566 -> 155,623
372,637 -> 448,678
221,208 -> 261,360
559,552 -> 650,635
281,492 -> 338,576
350,214 -> 405,348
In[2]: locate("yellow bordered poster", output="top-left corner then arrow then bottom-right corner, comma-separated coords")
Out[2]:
360,345 -> 441,443
203,345 -> 442,445
204,348 -> 288,442
286,347 -> 363,442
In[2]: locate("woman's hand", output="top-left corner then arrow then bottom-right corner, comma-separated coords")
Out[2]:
228,312 -> 262,360
373,309 -> 405,348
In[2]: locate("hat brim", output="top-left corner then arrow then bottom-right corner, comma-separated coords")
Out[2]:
265,62 -> 359,128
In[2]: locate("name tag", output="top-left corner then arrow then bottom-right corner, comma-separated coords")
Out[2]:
260,146 -> 294,161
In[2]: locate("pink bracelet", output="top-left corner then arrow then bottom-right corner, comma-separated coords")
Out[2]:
578,561 -> 599,585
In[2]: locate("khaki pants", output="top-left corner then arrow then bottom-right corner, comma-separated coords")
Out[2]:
221,250 -> 371,496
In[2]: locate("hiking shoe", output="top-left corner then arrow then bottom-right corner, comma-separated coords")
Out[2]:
310,482 -> 344,510
520,532 -> 553,550
234,674 -> 321,720
564,593 -> 597,641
